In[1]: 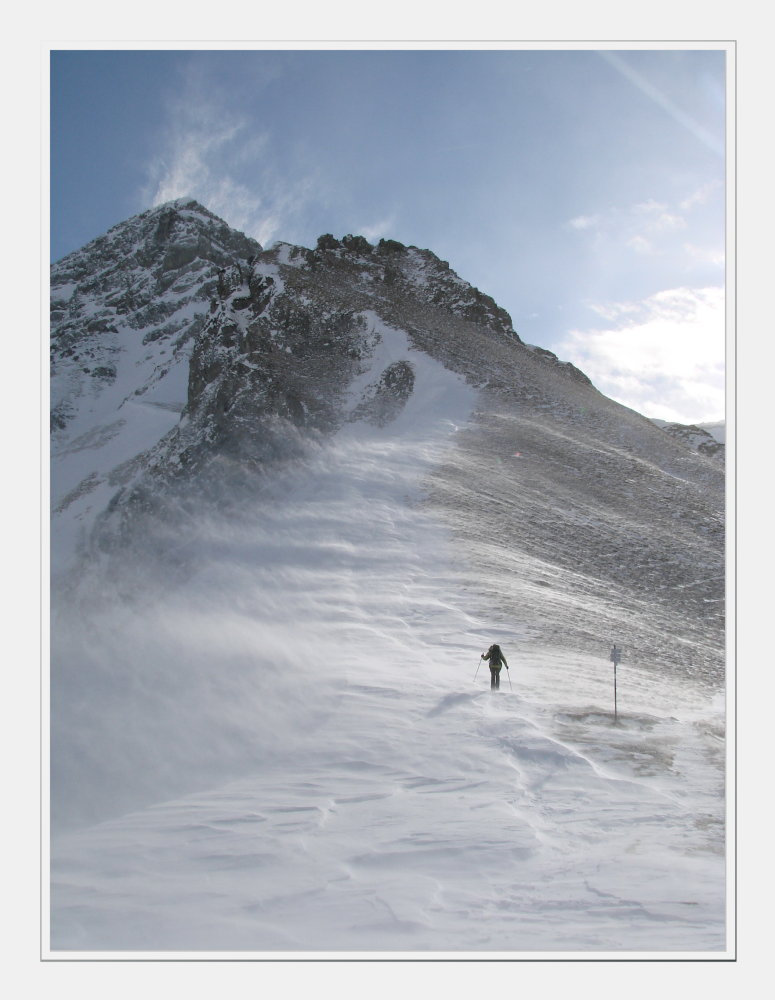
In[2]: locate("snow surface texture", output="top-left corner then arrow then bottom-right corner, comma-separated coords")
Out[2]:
49,203 -> 726,955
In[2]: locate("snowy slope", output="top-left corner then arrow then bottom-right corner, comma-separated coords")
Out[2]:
50,321 -> 725,954
49,204 -> 727,956
51,657 -> 724,953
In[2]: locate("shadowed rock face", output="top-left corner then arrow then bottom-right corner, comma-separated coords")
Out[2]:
51,202 -> 724,683
349,361 -> 416,426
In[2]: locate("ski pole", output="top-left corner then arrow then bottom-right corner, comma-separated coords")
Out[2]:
507,667 -> 512,691
474,656 -> 482,681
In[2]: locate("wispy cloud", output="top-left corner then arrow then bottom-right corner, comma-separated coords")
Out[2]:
568,214 -> 600,231
567,196 -> 688,250
557,286 -> 726,423
140,59 -> 320,248
632,199 -> 687,232
679,180 -> 722,212
682,243 -> 725,268
565,187 -> 723,274
626,234 -> 655,255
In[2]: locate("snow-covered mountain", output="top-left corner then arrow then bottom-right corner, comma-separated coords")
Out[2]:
49,201 -> 727,954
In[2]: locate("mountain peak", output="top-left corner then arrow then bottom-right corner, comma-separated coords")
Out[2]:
50,201 -> 262,438
153,196 -> 210,213
52,199 -> 262,273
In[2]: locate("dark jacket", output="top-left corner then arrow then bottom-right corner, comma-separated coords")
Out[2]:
483,644 -> 508,668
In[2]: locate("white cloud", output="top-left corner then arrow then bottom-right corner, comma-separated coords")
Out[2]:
557,286 -> 726,424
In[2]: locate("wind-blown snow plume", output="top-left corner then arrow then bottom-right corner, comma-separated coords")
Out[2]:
142,59 -> 319,249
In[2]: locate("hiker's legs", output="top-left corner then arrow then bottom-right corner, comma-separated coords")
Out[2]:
490,666 -> 500,689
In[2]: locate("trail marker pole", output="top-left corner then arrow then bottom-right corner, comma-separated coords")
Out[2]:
610,644 -> 621,721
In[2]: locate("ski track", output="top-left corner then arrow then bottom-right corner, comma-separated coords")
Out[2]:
50,326 -> 726,955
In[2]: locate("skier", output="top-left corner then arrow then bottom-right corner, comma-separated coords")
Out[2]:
482,643 -> 509,689
610,644 -> 621,667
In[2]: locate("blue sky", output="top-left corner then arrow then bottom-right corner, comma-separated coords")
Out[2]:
50,46 -> 728,423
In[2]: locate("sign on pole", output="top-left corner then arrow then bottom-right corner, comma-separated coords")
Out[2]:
610,644 -> 621,720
